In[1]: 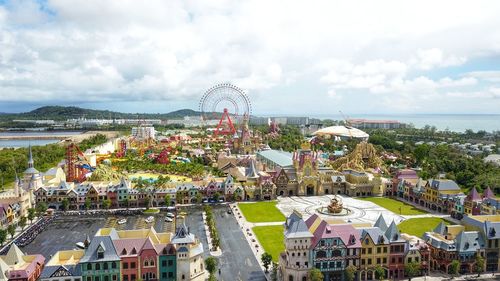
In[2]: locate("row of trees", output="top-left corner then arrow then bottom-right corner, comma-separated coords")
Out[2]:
204,206 -> 220,251
0,207 -> 40,246
113,157 -> 206,179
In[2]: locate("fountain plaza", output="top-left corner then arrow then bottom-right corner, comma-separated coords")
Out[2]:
276,194 -> 406,226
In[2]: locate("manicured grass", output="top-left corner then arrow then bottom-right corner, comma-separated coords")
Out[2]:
358,197 -> 428,215
398,217 -> 451,238
143,208 -> 160,214
253,225 -> 285,262
238,201 -> 286,223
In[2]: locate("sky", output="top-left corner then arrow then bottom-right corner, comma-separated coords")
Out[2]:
0,0 -> 500,115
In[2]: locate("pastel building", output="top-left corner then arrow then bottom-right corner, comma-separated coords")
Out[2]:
0,244 -> 45,281
279,211 -> 313,281
462,215 -> 500,272
40,250 -> 84,281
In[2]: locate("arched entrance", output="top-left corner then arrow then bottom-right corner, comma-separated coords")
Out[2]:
306,185 -> 314,196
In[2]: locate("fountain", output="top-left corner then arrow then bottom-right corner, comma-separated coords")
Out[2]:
318,195 -> 351,216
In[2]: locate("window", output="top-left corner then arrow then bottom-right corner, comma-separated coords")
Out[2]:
104,263 -> 108,270
361,259 -> 365,265
377,247 -> 381,253
131,275 -> 136,281
365,239 -> 369,245
296,262 -> 300,267
96,263 -> 101,270
112,275 -> 117,281
336,261 -> 341,268
383,258 -> 387,263
368,259 -> 372,265
123,276 -> 129,281
168,260 -> 173,266
368,248 -> 372,254
362,248 -> 366,254
95,277 -> 100,281
144,260 -> 149,267
87,277 -> 92,281
289,275 -> 294,281
316,250 -> 326,258
104,276 -> 109,281
87,264 -> 92,271
131,262 -> 136,269
182,274 -> 185,280
383,247 -> 387,253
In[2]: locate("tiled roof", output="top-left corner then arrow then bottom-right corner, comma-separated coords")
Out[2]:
80,236 -> 120,263
113,238 -> 146,257
257,149 -> 293,167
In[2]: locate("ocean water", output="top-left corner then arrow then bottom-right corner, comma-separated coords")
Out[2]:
0,130 -> 83,148
0,139 -> 60,148
309,114 -> 500,133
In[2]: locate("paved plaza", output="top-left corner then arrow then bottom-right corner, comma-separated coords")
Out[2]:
277,195 -> 414,225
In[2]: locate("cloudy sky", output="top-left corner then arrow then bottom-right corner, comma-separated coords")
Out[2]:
1,0 -> 500,115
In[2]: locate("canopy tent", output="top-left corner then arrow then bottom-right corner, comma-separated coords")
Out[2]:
313,126 -> 369,140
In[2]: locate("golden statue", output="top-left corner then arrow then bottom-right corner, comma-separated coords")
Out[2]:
328,195 -> 344,214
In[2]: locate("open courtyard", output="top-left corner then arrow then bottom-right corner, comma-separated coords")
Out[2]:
276,195 -> 409,226
358,197 -> 428,215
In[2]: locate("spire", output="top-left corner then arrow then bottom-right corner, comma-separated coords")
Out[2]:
467,187 -> 481,202
483,187 -> 495,199
28,144 -> 34,169
245,159 -> 259,178
385,220 -> 401,241
374,214 -> 388,231
433,221 -> 446,235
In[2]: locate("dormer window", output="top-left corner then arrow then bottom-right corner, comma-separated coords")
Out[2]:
393,234 -> 398,241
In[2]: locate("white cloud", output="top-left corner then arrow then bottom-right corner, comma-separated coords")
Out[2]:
412,48 -> 466,70
464,71 -> 500,82
0,0 -> 499,113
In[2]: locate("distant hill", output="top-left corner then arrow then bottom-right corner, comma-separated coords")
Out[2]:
0,106 -> 205,121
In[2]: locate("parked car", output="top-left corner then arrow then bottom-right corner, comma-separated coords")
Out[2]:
117,218 -> 127,225
166,212 -> 175,218
164,217 -> 173,222
145,216 -> 154,223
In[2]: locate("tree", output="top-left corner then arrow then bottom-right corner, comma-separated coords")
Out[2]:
309,268 -> 324,281
123,198 -> 129,209
196,192 -> 203,204
475,254 -> 485,277
36,202 -> 48,217
450,260 -> 460,277
144,197 -> 151,210
27,208 -> 36,224
84,198 -> 91,210
164,195 -> 171,207
261,252 -> 273,273
102,199 -> 111,209
271,262 -> 278,281
213,192 -> 220,202
7,224 -> 16,239
19,216 -> 27,231
0,229 -> 7,246
404,261 -> 421,281
205,257 -> 218,279
345,265 -> 358,281
374,265 -> 385,281
61,198 -> 69,211
176,191 -> 185,205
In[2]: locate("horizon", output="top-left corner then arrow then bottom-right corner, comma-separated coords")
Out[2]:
1,1 -> 500,115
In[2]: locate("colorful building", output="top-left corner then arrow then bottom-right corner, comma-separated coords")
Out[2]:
0,244 -> 45,281
40,250 -> 84,281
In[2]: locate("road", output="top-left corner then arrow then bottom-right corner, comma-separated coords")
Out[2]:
183,206 -> 266,281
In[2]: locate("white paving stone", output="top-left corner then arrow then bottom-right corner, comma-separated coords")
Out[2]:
276,195 -> 406,226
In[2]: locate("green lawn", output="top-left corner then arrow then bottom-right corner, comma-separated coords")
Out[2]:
238,201 -> 286,223
359,197 -> 428,215
253,225 -> 285,262
398,217 -> 451,238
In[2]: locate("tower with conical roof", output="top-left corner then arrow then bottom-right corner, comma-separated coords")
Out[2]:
23,145 -> 42,190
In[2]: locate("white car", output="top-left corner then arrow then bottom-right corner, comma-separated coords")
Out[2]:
117,219 -> 127,225
145,216 -> 155,223
164,217 -> 173,222
166,212 -> 175,218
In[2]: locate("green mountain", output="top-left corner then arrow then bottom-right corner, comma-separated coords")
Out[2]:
0,106 -> 204,121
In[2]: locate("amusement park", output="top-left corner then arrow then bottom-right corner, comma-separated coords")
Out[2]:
0,83 -> 498,281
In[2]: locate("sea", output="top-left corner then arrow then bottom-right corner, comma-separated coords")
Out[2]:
0,131 -> 83,148
308,114 -> 500,133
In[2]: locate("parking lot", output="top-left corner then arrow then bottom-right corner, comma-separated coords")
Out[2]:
22,212 -> 177,257
22,206 -> 265,281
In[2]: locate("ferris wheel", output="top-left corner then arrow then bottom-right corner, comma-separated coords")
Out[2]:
199,83 -> 252,136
